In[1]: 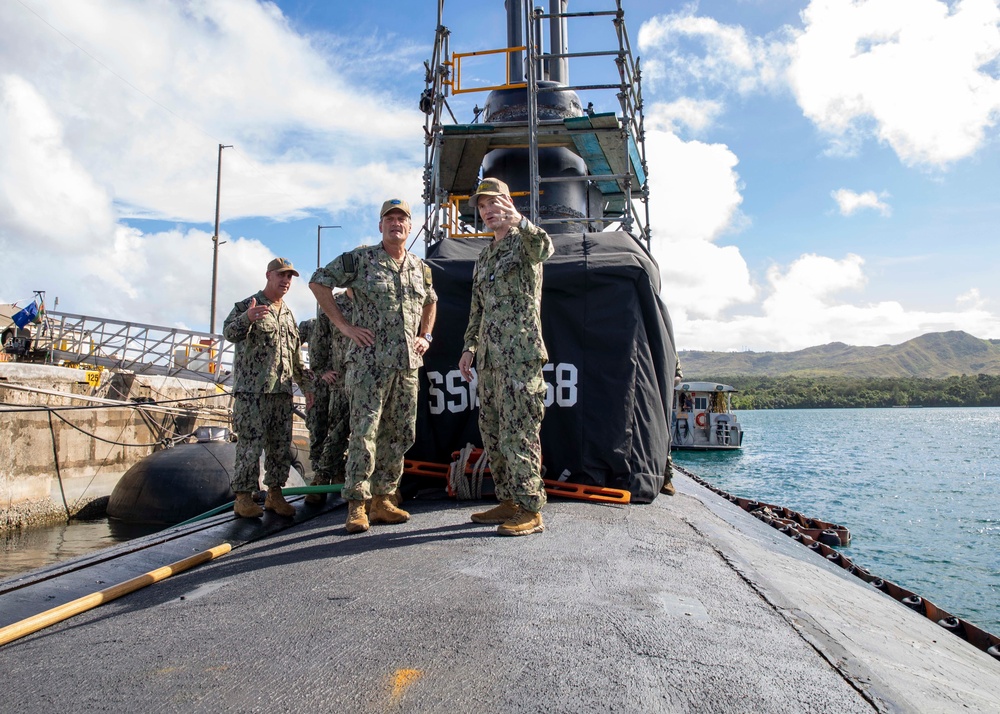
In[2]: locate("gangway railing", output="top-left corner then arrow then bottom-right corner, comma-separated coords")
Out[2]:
35,311 -> 234,385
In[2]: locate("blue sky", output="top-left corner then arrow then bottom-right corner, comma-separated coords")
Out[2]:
1,0 -> 999,351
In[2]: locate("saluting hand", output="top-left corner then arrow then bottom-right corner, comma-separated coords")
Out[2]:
493,193 -> 523,233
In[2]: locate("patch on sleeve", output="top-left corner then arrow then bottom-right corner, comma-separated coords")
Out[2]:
343,252 -> 356,273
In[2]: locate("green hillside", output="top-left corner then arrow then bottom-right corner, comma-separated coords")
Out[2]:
679,331 -> 1000,378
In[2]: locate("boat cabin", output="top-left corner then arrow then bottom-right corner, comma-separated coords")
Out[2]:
672,381 -> 744,450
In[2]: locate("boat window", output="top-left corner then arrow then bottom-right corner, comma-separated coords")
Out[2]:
694,396 -> 707,410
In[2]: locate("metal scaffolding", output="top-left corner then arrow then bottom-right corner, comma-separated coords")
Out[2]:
421,0 -> 650,248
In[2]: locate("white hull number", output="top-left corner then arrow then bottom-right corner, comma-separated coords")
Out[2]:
426,363 -> 579,414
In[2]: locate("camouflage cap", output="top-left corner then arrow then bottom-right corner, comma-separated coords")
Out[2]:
267,257 -> 299,276
379,198 -> 411,218
468,177 -> 511,211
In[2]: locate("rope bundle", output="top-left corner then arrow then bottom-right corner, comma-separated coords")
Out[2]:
448,443 -> 489,500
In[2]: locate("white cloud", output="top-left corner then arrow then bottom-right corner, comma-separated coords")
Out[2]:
635,2 -> 1000,351
788,0 -> 1000,167
638,1 -> 1000,166
645,130 -> 756,319
831,188 -> 892,216
637,9 -> 790,95
0,0 -> 425,330
0,75 -> 115,250
646,99 -> 724,135
677,254 -> 1000,351
956,287 -> 987,310
0,0 -> 426,224
639,130 -> 999,352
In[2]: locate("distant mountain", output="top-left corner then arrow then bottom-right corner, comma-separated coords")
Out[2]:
680,331 -> 1000,378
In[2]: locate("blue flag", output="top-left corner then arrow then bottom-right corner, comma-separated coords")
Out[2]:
12,302 -> 38,329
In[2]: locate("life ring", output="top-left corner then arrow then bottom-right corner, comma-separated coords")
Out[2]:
695,412 -> 707,427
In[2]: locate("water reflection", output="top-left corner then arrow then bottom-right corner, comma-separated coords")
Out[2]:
1,519 -> 163,580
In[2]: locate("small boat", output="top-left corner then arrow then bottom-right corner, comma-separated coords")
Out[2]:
671,381 -> 744,450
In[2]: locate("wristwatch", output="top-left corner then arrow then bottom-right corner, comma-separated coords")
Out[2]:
423,333 -> 434,343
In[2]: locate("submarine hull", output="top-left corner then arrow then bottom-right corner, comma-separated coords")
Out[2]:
106,442 -> 237,524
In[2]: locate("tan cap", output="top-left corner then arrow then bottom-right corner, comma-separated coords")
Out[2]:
379,198 -> 411,218
266,257 -> 299,276
468,177 -> 511,210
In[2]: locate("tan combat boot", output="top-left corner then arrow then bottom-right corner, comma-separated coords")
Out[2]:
233,492 -> 262,518
264,486 -> 295,517
470,499 -> 518,524
661,478 -> 676,496
369,494 -> 410,525
497,508 -> 545,536
345,500 -> 369,533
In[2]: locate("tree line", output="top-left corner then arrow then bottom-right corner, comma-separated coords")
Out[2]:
698,374 -> 1000,410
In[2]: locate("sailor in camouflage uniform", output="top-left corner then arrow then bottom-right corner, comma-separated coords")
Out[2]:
303,291 -> 354,505
310,199 -> 437,533
297,317 -> 329,477
223,257 -> 314,519
458,178 -> 553,537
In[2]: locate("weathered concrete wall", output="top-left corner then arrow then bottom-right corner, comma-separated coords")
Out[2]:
0,364 -> 232,530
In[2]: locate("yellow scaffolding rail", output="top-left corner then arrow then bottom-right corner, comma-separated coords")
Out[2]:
444,191 -> 535,238
446,46 -> 527,95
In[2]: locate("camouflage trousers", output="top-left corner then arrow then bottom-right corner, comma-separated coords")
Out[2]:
312,384 -> 349,486
342,364 -> 417,502
306,380 -> 330,468
232,392 -> 293,493
477,360 -> 547,512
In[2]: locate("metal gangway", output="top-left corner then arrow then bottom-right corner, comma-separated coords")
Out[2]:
421,0 -> 649,246
33,311 -> 234,385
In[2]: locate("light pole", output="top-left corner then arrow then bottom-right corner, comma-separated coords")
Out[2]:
317,225 -> 341,268
210,143 -> 233,334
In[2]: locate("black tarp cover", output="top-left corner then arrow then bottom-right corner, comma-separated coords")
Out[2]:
412,231 -> 676,503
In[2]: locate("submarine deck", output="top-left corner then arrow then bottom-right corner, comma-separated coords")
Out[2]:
1,472 -> 997,713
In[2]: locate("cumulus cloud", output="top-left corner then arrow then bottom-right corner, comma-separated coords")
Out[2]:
637,99 -> 998,353
645,99 -> 724,135
831,188 -> 892,216
637,8 -> 790,95
645,130 -> 756,319
638,1 -> 1000,166
0,0 -> 425,328
0,75 -> 115,250
788,0 -> 1000,167
635,2 -> 1000,352
680,254 -> 1000,351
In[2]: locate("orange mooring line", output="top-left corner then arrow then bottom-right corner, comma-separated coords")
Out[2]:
404,457 -> 631,504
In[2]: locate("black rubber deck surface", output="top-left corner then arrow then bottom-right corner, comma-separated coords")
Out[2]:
2,475 -> 998,713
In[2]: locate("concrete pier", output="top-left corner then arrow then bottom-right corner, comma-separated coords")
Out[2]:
0,364 -> 230,529
1,472 -> 996,712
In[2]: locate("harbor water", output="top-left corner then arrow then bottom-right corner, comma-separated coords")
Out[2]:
4,407 -> 999,636
675,406 -> 1000,633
